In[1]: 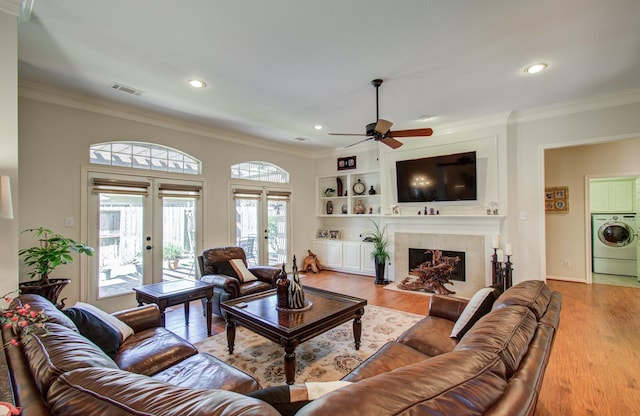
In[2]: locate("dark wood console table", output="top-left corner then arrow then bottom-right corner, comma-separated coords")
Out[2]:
133,280 -> 214,336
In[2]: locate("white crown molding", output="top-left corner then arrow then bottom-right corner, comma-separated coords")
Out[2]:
429,112 -> 512,136
510,88 -> 640,124
0,0 -> 20,16
18,81 -> 317,159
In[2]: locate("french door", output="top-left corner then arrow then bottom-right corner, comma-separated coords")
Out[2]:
232,186 -> 290,267
86,171 -> 202,311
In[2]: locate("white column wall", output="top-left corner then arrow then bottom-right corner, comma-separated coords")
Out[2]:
0,8 -> 19,301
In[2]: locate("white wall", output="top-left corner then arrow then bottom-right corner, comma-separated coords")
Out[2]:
0,9 -> 19,302
18,97 -> 317,306
544,139 -> 640,280
509,101 -> 640,282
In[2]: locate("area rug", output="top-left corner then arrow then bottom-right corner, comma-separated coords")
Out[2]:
195,305 -> 424,387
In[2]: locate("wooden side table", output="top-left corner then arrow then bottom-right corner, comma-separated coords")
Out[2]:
133,280 -> 214,336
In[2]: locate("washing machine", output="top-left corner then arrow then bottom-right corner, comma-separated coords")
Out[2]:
592,214 -> 638,277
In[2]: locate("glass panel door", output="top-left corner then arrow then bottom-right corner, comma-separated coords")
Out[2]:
267,194 -> 288,265
232,187 -> 290,267
97,193 -> 146,298
234,193 -> 260,267
161,196 -> 197,281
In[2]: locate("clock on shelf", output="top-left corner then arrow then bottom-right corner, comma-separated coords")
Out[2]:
353,179 -> 366,195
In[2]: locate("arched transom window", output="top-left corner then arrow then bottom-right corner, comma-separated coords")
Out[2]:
230,161 -> 289,183
90,142 -> 201,175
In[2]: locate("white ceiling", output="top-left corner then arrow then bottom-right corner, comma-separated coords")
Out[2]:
16,0 -> 640,152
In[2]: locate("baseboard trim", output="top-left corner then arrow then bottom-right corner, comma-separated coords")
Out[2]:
547,275 -> 587,283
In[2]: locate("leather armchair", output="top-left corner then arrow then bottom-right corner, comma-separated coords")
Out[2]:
198,246 -> 280,317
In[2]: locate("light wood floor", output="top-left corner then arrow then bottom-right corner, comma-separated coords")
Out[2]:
164,271 -> 640,415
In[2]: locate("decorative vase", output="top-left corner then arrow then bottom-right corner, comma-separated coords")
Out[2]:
288,255 -> 305,309
276,264 -> 290,309
374,260 -> 388,285
326,200 -> 333,214
336,177 -> 343,197
368,186 -> 376,195
19,278 -> 71,309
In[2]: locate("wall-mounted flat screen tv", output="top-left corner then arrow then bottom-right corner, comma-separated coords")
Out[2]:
396,151 -> 477,202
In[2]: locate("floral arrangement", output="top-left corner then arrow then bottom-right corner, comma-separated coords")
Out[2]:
1,291 -> 48,348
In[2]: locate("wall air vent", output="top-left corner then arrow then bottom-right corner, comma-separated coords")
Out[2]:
110,82 -> 145,96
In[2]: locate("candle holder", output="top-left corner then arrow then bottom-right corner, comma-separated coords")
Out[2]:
503,255 -> 513,290
491,248 -> 501,286
491,249 -> 514,290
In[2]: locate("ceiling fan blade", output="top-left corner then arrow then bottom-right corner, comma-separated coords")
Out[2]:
328,133 -> 368,136
344,137 -> 374,148
374,119 -> 393,135
380,137 -> 403,149
388,128 -> 434,138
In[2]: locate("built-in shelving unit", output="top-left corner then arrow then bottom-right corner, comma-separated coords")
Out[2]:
317,170 -> 381,217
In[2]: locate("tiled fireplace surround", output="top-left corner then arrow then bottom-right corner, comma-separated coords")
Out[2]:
386,215 -> 504,299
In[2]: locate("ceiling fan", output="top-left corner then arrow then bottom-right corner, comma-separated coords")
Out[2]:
329,79 -> 433,149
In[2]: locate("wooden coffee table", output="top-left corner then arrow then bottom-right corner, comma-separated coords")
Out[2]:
221,287 -> 367,385
133,280 -> 214,336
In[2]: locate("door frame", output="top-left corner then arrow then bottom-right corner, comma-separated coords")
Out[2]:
81,166 -> 205,311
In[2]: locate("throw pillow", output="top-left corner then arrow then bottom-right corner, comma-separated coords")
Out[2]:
62,307 -> 121,359
229,258 -> 258,282
213,260 -> 240,279
72,302 -> 134,342
450,287 -> 497,339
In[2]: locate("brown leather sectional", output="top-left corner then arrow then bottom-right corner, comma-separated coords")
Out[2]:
4,280 -> 560,415
2,294 -> 279,416
295,280 -> 562,415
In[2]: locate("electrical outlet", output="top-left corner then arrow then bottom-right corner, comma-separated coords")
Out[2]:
563,259 -> 571,268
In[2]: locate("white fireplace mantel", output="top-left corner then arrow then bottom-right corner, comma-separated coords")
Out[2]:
380,214 -> 505,235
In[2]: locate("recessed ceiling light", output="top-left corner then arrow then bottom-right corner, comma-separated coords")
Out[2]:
313,124 -> 324,130
523,63 -> 548,74
418,115 -> 435,121
187,79 -> 206,88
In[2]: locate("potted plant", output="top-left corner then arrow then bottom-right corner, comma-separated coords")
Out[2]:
18,227 -> 94,307
163,243 -> 182,270
363,220 -> 390,285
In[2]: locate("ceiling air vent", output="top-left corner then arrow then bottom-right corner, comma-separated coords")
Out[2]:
110,82 -> 145,96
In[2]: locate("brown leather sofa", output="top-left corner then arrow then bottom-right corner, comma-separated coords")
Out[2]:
198,246 -> 281,317
2,294 -> 279,416
295,280 -> 562,415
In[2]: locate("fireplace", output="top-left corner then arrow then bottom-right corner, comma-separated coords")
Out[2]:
393,232 -> 488,298
408,248 -> 466,282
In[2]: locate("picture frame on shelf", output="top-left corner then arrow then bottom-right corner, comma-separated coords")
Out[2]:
329,229 -> 340,239
337,156 -> 357,171
316,229 -> 329,239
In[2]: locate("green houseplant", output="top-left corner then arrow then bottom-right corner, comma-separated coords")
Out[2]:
18,227 -> 94,307
363,220 -> 390,285
163,243 -> 183,270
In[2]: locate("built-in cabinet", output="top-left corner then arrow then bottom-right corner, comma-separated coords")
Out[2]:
590,178 -> 636,213
311,240 -> 375,276
315,170 -> 379,277
317,171 -> 381,216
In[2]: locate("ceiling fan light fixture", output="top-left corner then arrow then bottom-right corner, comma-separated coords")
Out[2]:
187,79 -> 206,88
523,63 -> 548,74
